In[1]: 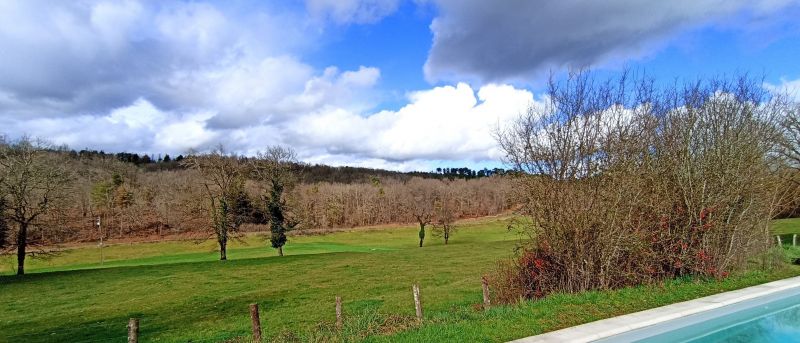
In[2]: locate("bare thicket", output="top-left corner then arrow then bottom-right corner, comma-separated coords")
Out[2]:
0,137 -> 74,275
493,71 -> 796,300
779,102 -> 800,171
776,103 -> 800,216
292,177 -> 512,231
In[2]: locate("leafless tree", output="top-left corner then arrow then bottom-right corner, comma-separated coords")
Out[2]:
405,178 -> 437,247
0,137 -> 74,275
432,185 -> 458,245
182,146 -> 245,260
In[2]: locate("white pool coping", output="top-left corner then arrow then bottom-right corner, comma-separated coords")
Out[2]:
509,275 -> 800,343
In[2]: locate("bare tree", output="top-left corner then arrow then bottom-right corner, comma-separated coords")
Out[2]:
251,146 -> 299,256
182,146 -> 245,260
405,178 -> 437,247
0,137 -> 74,275
432,185 -> 458,245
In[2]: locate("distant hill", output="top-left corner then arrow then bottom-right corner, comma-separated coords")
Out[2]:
66,148 -> 507,184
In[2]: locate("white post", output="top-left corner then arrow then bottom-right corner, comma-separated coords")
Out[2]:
481,276 -> 491,309
97,217 -> 104,265
793,234 -> 797,247
335,296 -> 343,329
776,235 -> 782,246
412,284 -> 423,320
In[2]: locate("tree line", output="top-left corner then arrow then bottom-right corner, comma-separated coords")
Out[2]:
0,139 -> 513,274
64,148 -> 504,182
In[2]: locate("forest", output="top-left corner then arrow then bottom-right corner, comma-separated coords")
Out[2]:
0,139 -> 513,267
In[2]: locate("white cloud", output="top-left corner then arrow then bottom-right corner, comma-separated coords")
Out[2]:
0,0 -> 403,167
5,81 -> 534,170
765,78 -> 800,101
0,0 -> 311,117
288,83 -> 535,162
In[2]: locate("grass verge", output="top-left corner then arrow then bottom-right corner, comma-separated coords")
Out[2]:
0,217 -> 798,342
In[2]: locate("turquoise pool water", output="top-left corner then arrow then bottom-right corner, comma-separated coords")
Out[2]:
599,287 -> 800,342
688,300 -> 800,342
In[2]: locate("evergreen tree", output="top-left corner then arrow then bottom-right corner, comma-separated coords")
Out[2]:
267,180 -> 288,255
251,146 -> 298,256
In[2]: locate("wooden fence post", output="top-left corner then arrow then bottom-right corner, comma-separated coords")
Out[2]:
335,296 -> 343,329
127,318 -> 139,343
250,303 -> 262,342
412,284 -> 423,320
481,276 -> 491,309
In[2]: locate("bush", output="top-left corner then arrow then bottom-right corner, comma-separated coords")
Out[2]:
493,71 -> 795,302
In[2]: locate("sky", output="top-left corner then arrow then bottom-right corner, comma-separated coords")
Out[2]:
1,0 -> 800,171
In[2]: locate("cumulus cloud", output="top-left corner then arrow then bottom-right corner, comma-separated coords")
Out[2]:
288,83 -> 534,162
0,1 -> 399,165
0,0 -> 536,170
0,0 -> 310,119
425,0 -> 800,83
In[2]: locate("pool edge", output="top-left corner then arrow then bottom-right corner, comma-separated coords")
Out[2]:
508,275 -> 800,343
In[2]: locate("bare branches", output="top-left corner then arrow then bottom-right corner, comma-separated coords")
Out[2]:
0,136 -> 74,274
493,71 -> 796,299
181,146 -> 247,260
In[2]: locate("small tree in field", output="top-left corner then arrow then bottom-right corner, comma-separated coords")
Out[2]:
0,137 -> 73,275
251,146 -> 299,256
182,147 -> 245,261
432,187 -> 458,245
405,178 -> 437,247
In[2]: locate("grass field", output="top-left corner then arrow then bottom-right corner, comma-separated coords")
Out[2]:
772,217 -> 800,235
1,217 -> 799,342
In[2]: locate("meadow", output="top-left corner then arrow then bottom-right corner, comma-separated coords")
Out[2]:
1,217 -> 799,342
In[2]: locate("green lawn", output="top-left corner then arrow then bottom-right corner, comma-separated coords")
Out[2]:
0,217 -> 798,343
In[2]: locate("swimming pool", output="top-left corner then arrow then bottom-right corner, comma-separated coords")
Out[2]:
513,276 -> 800,343
597,285 -> 800,342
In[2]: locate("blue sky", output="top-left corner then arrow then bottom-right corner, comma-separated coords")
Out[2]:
1,0 -> 799,171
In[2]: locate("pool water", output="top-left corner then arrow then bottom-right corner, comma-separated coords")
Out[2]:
599,288 -> 800,342
688,300 -> 800,342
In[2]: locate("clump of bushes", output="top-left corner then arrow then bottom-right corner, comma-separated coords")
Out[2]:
492,71 -> 797,302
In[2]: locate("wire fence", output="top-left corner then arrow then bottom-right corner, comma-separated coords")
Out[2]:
8,280 -> 493,343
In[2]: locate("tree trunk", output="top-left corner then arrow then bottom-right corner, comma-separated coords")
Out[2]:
219,237 -> 227,261
17,222 -> 27,275
418,223 -> 425,248
278,246 -> 284,256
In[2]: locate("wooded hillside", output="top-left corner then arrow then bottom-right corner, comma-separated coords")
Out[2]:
0,142 -> 513,246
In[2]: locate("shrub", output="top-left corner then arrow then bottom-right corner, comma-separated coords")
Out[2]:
493,71 -> 795,302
